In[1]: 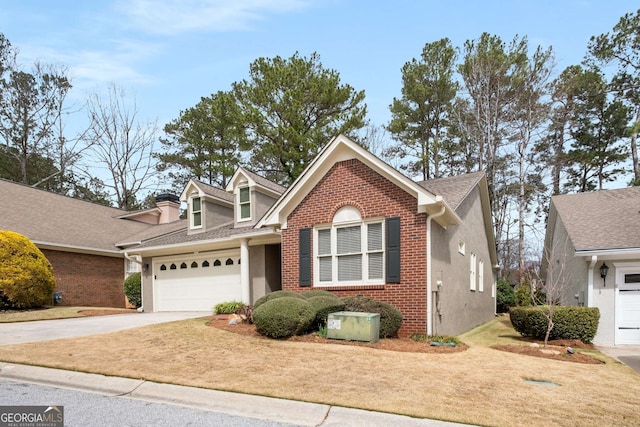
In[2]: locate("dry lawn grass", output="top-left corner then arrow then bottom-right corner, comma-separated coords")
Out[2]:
0,316 -> 638,426
0,307 -> 135,323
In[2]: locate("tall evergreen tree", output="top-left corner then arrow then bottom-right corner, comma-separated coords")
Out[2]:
386,38 -> 458,180
587,9 -> 640,185
158,90 -> 247,191
233,52 -> 366,185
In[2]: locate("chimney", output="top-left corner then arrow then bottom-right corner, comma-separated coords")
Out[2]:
155,193 -> 181,224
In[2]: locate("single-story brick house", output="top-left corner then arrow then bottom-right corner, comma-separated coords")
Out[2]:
1,135 -> 498,336
542,187 -> 640,346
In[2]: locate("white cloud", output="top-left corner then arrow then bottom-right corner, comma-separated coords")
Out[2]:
118,0 -> 310,35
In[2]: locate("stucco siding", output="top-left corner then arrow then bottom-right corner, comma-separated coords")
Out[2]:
430,186 -> 496,336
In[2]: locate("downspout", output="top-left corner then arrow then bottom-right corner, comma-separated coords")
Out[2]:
587,255 -> 597,307
426,204 -> 446,336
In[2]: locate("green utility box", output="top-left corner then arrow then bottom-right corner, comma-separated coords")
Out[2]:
326,311 -> 380,343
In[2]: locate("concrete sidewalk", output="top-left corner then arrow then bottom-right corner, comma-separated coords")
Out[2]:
0,362 -> 468,427
0,312 -> 209,345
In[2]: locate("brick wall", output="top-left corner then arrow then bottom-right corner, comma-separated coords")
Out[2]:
41,249 -> 126,307
282,159 -> 428,336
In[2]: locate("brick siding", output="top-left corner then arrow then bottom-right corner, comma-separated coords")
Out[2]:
41,249 -> 126,307
282,159 -> 428,336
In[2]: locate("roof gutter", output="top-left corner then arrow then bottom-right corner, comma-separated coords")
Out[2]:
426,204 -> 446,336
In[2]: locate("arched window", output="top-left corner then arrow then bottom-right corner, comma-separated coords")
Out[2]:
180,262 -> 187,269
191,261 -> 198,268
314,206 -> 385,286
225,258 -> 234,265
202,260 -> 210,267
170,263 -> 177,270
160,264 -> 167,271
213,259 -> 221,267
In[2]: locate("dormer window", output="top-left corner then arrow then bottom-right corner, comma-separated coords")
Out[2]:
239,187 -> 251,221
191,196 -> 202,228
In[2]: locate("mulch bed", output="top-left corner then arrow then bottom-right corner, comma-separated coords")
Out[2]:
206,316 -> 467,354
492,339 -> 604,365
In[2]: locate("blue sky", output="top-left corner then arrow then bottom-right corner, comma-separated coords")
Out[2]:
1,0 -> 635,133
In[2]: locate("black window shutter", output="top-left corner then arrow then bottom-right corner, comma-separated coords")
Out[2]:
386,217 -> 401,283
299,228 -> 311,287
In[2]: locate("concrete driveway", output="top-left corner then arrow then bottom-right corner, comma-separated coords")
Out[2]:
597,345 -> 640,373
0,312 -> 209,345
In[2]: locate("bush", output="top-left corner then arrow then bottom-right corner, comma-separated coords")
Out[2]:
300,289 -> 336,299
509,306 -> 600,343
214,300 -> 245,314
306,295 -> 345,328
514,283 -> 533,306
0,230 -> 55,309
342,295 -> 403,338
253,290 -> 305,309
496,279 -> 515,313
123,273 -> 142,308
253,297 -> 315,339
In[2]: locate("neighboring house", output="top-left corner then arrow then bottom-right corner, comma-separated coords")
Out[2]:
1,135 -> 498,337
542,187 -> 640,346
0,179 -> 182,307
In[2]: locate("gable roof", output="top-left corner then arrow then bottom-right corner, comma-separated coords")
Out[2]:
550,187 -> 640,252
418,171 -> 486,210
180,179 -> 234,204
257,134 -> 461,229
226,167 -> 286,197
0,179 -> 154,255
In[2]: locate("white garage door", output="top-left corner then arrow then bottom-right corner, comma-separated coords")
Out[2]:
154,251 -> 241,311
617,274 -> 640,345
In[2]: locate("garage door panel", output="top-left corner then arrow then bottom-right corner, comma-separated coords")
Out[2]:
617,284 -> 640,345
154,253 -> 241,311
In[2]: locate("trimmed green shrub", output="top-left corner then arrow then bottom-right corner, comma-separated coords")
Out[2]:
301,289 -> 336,299
342,295 -> 403,338
514,283 -> 533,306
253,297 -> 315,339
253,290 -> 305,309
214,300 -> 245,314
496,279 -> 515,313
123,273 -> 142,308
306,295 -> 345,328
509,306 -> 600,343
0,230 -> 55,309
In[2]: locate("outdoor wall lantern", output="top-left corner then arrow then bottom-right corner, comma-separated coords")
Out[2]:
142,263 -> 149,273
600,262 -> 609,287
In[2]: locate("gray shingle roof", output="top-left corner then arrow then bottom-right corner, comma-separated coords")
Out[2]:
240,167 -> 286,194
552,187 -> 640,251
131,222 -> 270,249
417,171 -> 485,210
0,179 -> 154,252
192,179 -> 234,202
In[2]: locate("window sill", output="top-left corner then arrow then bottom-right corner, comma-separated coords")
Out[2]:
317,284 -> 386,291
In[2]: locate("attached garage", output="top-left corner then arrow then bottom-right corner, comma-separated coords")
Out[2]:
153,250 -> 241,311
616,276 -> 640,345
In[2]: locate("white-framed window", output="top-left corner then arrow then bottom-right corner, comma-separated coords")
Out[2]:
191,196 -> 202,228
314,206 -> 384,287
470,252 -> 477,291
478,259 -> 484,292
239,186 -> 251,221
126,257 -> 139,275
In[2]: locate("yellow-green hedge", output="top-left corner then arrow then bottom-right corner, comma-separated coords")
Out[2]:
0,230 -> 55,309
